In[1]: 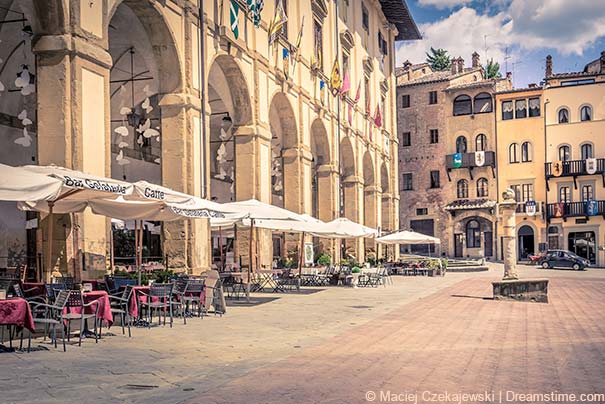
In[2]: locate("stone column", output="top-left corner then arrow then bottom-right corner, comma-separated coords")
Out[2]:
499,189 -> 519,280
364,185 -> 381,259
34,34 -> 113,281
316,164 -> 339,260
342,175 -> 364,262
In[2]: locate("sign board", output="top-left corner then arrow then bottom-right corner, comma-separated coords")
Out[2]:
304,242 -> 314,266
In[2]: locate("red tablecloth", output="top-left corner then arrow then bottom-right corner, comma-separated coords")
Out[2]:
63,291 -> 113,327
0,298 -> 36,333
22,282 -> 46,298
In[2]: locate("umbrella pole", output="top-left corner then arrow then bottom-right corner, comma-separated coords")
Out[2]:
219,226 -> 224,271
110,222 -> 115,275
46,202 -> 54,282
138,221 -> 143,286
246,219 -> 254,302
134,220 -> 138,284
298,232 -> 304,276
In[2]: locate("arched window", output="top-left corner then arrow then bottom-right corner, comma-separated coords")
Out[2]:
559,186 -> 571,203
453,95 -> 472,116
509,143 -> 519,163
456,136 -> 467,154
580,105 -> 592,121
581,143 -> 593,160
558,108 -> 569,123
558,145 -> 571,161
475,134 -> 487,152
521,141 -> 532,162
457,179 -> 469,199
477,177 -> 489,197
466,220 -> 481,248
473,93 -> 492,114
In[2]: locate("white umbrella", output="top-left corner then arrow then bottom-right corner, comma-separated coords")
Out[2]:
376,230 -> 441,245
0,163 -> 63,201
309,217 -> 378,239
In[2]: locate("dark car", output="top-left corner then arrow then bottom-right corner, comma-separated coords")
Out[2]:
538,250 -> 590,270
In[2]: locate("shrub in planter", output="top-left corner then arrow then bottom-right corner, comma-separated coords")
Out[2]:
351,266 -> 361,274
316,253 -> 332,267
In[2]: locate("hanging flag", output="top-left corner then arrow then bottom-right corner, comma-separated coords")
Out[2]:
474,151 -> 485,167
330,59 -> 341,95
453,153 -> 463,168
354,80 -> 361,104
525,200 -> 536,216
366,92 -> 371,116
553,202 -> 564,217
230,1 -> 240,39
347,103 -> 353,126
552,160 -> 563,177
340,71 -> 351,96
586,158 -> 597,174
374,103 -> 382,128
247,0 -> 263,27
291,17 -> 305,74
319,80 -> 326,104
587,200 -> 598,216
282,47 -> 290,79
268,0 -> 287,46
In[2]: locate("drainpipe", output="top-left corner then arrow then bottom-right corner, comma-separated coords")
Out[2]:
493,92 -> 499,260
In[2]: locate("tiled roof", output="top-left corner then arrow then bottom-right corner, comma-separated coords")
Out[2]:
397,67 -> 481,87
496,86 -> 543,95
445,79 -> 498,91
444,199 -> 496,211
548,71 -> 595,79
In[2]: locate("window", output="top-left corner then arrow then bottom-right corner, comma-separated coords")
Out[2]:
509,143 -> 519,163
401,131 -> 411,147
466,220 -> 481,248
582,185 -> 594,201
430,171 -> 440,188
313,21 -> 323,70
528,97 -> 541,117
521,142 -> 532,162
362,4 -> 369,33
515,99 -> 527,119
416,208 -> 428,216
561,79 -> 595,86
401,94 -> 410,108
522,184 -> 534,202
456,136 -> 467,154
558,108 -> 569,123
580,105 -> 592,121
457,179 -> 469,199
477,178 -> 489,197
402,173 -> 413,191
473,92 -> 492,113
558,145 -> 571,161
559,186 -> 571,203
510,184 -> 521,202
475,134 -> 487,152
430,129 -> 439,144
453,94 -> 472,116
429,91 -> 438,105
581,143 -> 593,160
377,31 -> 388,56
502,101 -> 513,120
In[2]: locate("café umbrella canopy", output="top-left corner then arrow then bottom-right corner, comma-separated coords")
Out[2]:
376,230 -> 441,245
309,217 -> 378,239
0,163 -> 63,201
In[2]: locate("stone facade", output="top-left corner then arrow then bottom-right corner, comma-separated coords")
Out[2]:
0,0 -> 419,280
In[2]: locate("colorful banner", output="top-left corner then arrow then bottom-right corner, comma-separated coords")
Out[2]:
525,200 -> 536,216
586,158 -> 597,175
474,151 -> 485,167
586,200 -> 598,216
453,153 -> 463,168
230,0 -> 240,39
552,160 -> 563,177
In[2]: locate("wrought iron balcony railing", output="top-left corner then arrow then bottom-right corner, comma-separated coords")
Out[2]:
545,158 -> 605,178
546,200 -> 605,220
445,151 -> 496,169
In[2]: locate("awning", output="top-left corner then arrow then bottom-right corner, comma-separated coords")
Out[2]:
0,163 -> 63,202
309,217 -> 378,239
444,198 -> 496,211
376,230 -> 441,245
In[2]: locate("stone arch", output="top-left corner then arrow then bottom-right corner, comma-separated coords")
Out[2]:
311,118 -> 333,221
16,0 -> 67,35
362,151 -> 375,187
380,162 -> 389,194
362,151 -> 378,257
340,136 -> 356,179
380,162 -> 391,233
517,223 -> 536,260
207,55 -> 253,203
108,0 -> 183,95
269,92 -> 298,209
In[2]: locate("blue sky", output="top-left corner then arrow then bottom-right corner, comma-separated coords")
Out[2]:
396,0 -> 605,87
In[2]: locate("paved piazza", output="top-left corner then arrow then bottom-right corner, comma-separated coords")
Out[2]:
3,264 -> 605,404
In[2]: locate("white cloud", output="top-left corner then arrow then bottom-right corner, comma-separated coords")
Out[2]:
397,1 -> 605,69
417,0 -> 472,9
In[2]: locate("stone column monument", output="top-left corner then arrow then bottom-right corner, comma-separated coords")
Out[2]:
492,188 -> 549,302
499,188 -> 519,280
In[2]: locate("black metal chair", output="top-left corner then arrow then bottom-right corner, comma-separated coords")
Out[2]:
108,285 -> 134,337
181,280 -> 206,320
138,283 -> 174,328
171,280 -> 188,324
62,291 -> 100,346
29,290 -> 70,351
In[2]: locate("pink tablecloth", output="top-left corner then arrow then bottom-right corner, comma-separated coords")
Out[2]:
64,291 -> 113,327
128,286 -> 205,318
0,298 -> 36,333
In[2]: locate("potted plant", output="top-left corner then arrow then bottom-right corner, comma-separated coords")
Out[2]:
351,266 -> 361,287
316,253 -> 331,267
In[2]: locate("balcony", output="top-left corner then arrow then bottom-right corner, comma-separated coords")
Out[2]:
516,202 -> 543,216
445,151 -> 496,181
545,158 -> 605,178
546,200 -> 605,221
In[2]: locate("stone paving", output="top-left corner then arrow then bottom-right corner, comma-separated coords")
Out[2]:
2,264 -> 605,404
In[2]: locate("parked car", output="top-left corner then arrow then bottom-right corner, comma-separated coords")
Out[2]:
538,250 -> 590,270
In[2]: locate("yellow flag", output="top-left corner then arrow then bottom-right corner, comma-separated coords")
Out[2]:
268,0 -> 287,45
330,59 -> 341,93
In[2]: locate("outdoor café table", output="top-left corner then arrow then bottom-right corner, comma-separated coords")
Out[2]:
81,279 -> 102,291
63,291 -> 113,338
253,269 -> 285,292
0,297 -> 36,350
128,286 -> 150,319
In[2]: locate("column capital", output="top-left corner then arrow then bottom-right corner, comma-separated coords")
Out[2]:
159,93 -> 202,111
33,34 -> 112,69
282,147 -> 313,162
364,185 -> 382,194
316,164 -> 339,175
342,175 -> 364,185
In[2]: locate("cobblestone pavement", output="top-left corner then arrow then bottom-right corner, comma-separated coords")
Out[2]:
2,264 -> 605,404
